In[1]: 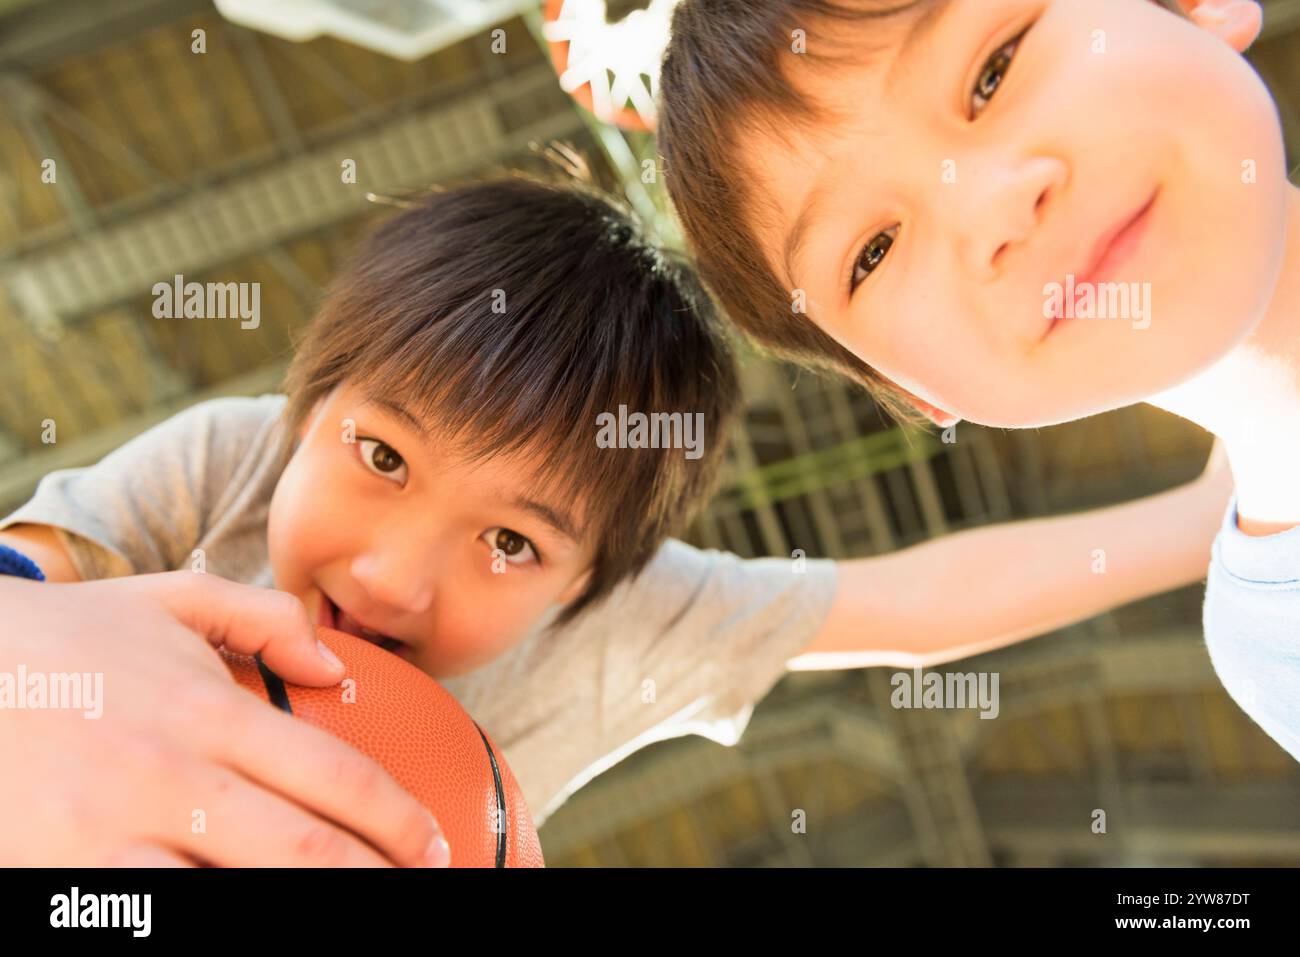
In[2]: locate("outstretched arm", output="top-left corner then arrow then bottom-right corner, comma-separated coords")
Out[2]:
789,443 -> 1231,671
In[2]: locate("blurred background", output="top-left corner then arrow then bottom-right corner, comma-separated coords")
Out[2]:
2,0 -> 1299,866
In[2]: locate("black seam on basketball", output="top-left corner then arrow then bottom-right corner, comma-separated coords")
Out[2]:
473,721 -> 508,868
253,657 -> 507,865
254,654 -> 294,714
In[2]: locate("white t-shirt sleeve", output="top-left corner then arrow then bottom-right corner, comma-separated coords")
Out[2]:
0,395 -> 286,580
541,539 -> 838,814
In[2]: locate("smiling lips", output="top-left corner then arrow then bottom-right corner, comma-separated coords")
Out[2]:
317,591 -> 414,660
1077,191 -> 1158,289
1046,190 -> 1158,330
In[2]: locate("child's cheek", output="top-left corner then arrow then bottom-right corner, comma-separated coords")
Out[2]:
427,586 -> 542,678
869,303 -> 977,403
267,453 -> 339,592
423,605 -> 530,681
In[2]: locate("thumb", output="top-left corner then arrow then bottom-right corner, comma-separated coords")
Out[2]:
142,571 -> 346,686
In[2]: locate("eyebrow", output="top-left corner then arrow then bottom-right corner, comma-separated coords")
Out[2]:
365,395 -> 437,452
506,494 -> 584,545
364,395 -> 585,544
780,0 -> 954,289
366,394 -> 420,429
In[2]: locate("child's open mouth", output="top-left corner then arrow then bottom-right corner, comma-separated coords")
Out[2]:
317,591 -> 414,660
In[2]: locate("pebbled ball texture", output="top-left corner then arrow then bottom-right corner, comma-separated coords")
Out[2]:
222,625 -> 544,868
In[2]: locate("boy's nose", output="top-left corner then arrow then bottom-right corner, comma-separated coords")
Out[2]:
348,545 -> 438,617
953,156 -> 1067,283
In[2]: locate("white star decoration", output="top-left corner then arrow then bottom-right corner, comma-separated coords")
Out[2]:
543,0 -> 677,128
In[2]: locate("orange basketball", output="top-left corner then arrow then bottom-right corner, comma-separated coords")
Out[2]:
221,625 -> 544,868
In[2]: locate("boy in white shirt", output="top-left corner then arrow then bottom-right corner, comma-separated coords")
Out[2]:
659,0 -> 1300,758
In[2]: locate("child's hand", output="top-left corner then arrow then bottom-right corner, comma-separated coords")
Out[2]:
0,571 -> 451,867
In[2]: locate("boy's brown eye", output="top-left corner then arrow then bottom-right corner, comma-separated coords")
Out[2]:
369,442 -> 402,473
495,528 -> 525,554
849,229 -> 898,293
482,527 -> 540,566
971,29 -> 1028,116
976,47 -> 1011,102
356,437 -> 408,485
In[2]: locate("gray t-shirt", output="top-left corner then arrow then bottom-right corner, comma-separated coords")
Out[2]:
1,394 -> 838,827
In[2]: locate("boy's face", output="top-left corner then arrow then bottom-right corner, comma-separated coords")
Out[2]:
743,0 -> 1287,427
267,382 -> 596,679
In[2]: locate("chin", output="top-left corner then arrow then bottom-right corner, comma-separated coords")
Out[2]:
424,658 -> 475,680
944,367 -> 1152,430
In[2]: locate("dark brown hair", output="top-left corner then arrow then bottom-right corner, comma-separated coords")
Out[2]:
658,0 -> 1186,422
278,167 -> 740,624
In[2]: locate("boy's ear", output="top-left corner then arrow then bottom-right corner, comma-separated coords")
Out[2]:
1171,1 -> 1263,52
